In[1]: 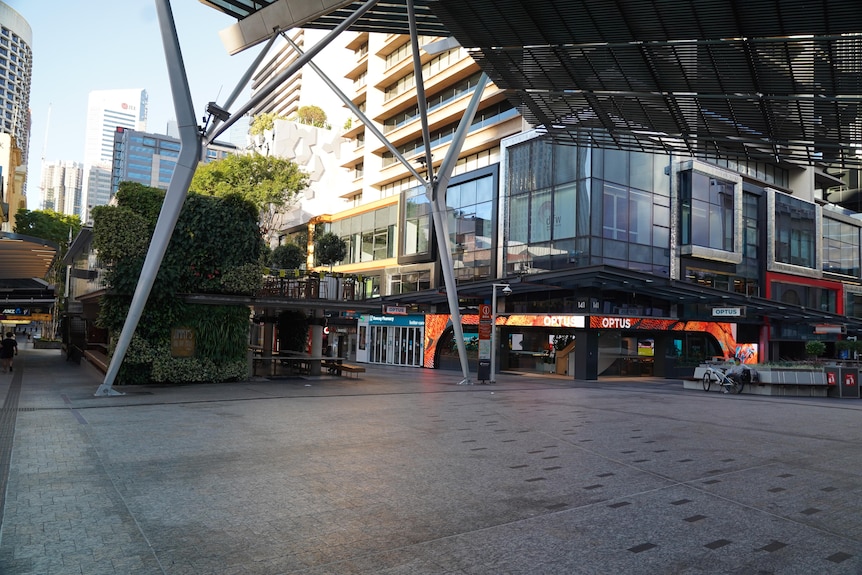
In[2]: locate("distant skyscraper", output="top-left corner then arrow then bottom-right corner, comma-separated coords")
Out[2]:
0,1 -> 32,232
110,127 -> 237,194
81,89 -> 147,220
40,161 -> 83,215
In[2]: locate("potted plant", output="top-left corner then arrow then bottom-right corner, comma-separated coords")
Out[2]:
806,340 -> 826,363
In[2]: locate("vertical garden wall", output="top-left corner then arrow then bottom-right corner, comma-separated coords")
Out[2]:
92,183 -> 264,384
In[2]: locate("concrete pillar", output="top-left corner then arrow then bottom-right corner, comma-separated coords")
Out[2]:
574,331 -> 599,380
310,309 -> 324,375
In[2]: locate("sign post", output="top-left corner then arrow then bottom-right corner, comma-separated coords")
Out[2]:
477,304 -> 491,382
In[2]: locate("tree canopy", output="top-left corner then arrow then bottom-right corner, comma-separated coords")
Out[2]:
271,243 -> 305,270
315,232 -> 347,270
295,105 -> 328,129
13,209 -> 81,249
189,152 -> 309,238
249,112 -> 286,136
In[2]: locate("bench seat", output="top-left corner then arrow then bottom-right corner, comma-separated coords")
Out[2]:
322,360 -> 366,378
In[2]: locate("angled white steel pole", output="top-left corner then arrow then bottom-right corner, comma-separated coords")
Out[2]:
95,0 -> 201,396
206,0 -> 380,146
406,0 -> 483,384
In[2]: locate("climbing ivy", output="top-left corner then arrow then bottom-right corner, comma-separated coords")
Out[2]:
92,182 -> 264,384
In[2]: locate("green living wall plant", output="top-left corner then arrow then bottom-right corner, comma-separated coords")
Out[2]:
92,182 -> 264,385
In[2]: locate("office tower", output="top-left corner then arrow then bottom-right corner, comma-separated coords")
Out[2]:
81,89 -> 147,220
110,127 -> 237,194
39,160 -> 82,214
0,2 -> 32,231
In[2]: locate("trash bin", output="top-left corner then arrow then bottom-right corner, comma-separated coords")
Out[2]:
477,359 -> 491,382
840,367 -> 860,398
825,366 -> 841,398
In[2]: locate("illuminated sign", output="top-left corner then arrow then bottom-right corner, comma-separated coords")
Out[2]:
365,315 -> 424,327
542,315 -> 585,328
2,308 -> 28,315
598,317 -> 633,329
383,305 -> 407,315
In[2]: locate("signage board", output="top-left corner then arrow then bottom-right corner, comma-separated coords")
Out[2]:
478,303 -> 492,361
383,305 -> 407,315
712,307 -> 745,318
814,324 -> 845,335
170,327 -> 195,358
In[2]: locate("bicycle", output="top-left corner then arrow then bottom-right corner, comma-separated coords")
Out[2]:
702,364 -> 749,394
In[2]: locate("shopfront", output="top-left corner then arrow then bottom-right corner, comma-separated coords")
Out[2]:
588,316 -> 756,379
424,312 -> 753,380
356,314 -> 424,367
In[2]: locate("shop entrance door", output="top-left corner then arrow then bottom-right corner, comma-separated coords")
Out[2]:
369,325 -> 423,366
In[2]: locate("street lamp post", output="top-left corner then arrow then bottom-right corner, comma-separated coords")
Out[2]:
490,283 -> 511,383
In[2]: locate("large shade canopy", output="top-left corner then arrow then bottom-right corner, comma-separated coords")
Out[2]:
202,0 -> 862,168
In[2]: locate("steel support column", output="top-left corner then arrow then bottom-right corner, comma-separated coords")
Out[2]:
96,0 -> 202,396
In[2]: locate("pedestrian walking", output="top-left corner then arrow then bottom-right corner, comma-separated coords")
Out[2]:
1,331 -> 18,372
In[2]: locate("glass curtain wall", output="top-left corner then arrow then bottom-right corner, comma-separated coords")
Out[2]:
774,194 -> 817,269
505,139 -> 671,275
446,170 -> 496,282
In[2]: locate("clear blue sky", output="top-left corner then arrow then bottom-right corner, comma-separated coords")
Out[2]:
9,0 -> 258,209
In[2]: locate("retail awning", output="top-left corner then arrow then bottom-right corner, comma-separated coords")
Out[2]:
381,265 -> 862,334
0,233 -> 59,280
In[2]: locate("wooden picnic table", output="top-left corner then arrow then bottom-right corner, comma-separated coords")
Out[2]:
252,352 -> 344,376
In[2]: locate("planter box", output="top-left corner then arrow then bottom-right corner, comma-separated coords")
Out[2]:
33,339 -> 62,350
756,369 -> 826,385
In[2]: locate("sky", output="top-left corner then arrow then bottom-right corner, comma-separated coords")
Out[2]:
9,0 -> 262,210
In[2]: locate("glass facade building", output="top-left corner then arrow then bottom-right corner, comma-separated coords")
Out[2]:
110,128 -> 237,195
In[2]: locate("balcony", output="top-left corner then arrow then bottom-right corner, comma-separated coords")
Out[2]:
257,271 -> 367,302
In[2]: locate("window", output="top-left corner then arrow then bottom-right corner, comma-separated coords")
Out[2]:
447,172 -> 496,282
679,170 -> 735,251
774,194 -> 816,268
335,206 -> 396,265
402,186 -> 431,257
390,270 -> 431,294
602,184 -> 628,241
823,217 -> 860,277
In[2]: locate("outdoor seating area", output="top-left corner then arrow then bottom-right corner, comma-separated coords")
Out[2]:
251,348 -> 364,379
322,360 -> 366,378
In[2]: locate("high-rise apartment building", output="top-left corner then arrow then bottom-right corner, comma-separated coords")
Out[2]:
325,31 -> 523,297
81,89 -> 147,220
39,160 -> 82,214
250,29 -> 351,131
0,1 -> 32,232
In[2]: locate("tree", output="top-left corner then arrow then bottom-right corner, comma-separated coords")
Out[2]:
295,105 -> 328,129
249,112 -> 285,136
805,340 -> 826,361
190,152 -> 309,241
13,209 -> 82,247
14,209 -> 83,340
271,243 -> 305,270
315,232 -> 347,271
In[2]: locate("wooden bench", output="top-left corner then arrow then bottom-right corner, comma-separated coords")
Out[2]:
84,348 -> 110,373
322,360 -> 366,378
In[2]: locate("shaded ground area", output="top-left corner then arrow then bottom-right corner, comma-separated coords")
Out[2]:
2,348 -> 862,574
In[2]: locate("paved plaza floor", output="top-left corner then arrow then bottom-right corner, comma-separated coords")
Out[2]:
3,347 -> 862,574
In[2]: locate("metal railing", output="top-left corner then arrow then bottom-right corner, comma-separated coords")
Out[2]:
257,272 -> 367,302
